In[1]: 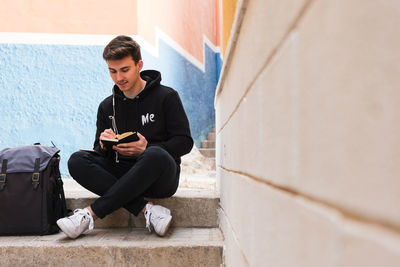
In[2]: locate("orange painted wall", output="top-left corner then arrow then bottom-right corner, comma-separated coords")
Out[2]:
222,0 -> 237,56
0,0 -> 138,34
137,0 -> 219,63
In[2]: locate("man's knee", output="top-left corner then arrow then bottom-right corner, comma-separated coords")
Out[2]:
142,146 -> 170,162
68,151 -> 88,174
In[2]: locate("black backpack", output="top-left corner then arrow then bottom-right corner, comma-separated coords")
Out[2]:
0,145 -> 68,235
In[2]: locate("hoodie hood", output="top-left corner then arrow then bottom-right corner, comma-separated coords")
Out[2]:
113,70 -> 162,99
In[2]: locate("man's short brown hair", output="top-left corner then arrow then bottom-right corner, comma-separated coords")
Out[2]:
103,35 -> 142,63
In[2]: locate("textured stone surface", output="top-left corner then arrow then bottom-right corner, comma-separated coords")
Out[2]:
207,132 -> 216,141
201,140 -> 216,148
215,0 -> 308,125
64,179 -> 220,228
199,148 -> 216,158
218,208 -> 249,267
0,228 -> 223,267
218,0 -> 400,227
180,145 -> 217,188
294,0 -> 400,228
219,168 -> 400,267
216,33 -> 297,189
215,0 -> 400,265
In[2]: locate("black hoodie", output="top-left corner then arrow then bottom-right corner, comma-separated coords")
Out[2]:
93,70 -> 193,164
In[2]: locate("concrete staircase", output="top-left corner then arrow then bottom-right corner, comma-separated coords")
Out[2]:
199,127 -> 216,169
0,179 -> 223,266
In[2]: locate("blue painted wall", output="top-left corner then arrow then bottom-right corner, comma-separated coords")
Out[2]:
0,39 -> 220,177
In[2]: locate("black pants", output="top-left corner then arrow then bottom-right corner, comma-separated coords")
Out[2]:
68,146 -> 179,218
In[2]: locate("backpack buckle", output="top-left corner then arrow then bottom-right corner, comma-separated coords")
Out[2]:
32,172 -> 40,190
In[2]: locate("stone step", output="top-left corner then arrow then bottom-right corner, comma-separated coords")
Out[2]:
207,132 -> 216,141
199,148 -> 216,158
0,227 -> 223,266
64,179 -> 220,229
201,140 -> 216,148
206,157 -> 216,170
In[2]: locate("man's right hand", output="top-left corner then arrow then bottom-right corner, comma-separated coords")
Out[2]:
99,129 -> 117,149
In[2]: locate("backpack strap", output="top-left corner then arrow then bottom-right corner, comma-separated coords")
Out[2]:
0,159 -> 7,191
56,175 -> 69,216
32,158 -> 40,190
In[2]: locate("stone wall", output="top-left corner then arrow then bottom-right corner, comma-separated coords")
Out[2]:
215,0 -> 400,266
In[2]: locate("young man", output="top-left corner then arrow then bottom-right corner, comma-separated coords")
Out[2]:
57,35 -> 193,238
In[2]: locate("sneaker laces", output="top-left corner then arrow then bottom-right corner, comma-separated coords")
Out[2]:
72,208 -> 94,230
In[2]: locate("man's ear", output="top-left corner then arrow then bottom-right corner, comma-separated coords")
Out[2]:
138,60 -> 143,71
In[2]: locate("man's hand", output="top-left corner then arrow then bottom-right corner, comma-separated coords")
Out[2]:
99,129 -> 117,149
114,132 -> 147,157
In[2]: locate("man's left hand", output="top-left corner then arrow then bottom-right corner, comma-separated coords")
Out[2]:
113,132 -> 148,157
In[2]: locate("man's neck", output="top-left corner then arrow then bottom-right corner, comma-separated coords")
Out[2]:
124,79 -> 146,98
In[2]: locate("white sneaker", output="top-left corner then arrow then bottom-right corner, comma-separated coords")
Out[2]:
144,204 -> 172,236
57,208 -> 94,239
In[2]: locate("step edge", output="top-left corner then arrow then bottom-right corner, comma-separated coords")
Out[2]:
0,228 -> 224,248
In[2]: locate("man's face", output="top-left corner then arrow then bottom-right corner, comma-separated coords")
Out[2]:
107,56 -> 143,95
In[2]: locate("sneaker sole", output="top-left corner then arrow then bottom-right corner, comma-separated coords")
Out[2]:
57,220 -> 79,239
155,215 -> 172,237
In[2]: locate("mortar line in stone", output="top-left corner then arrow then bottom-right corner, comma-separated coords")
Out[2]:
216,0 -> 316,135
219,206 -> 251,267
219,165 -> 400,236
